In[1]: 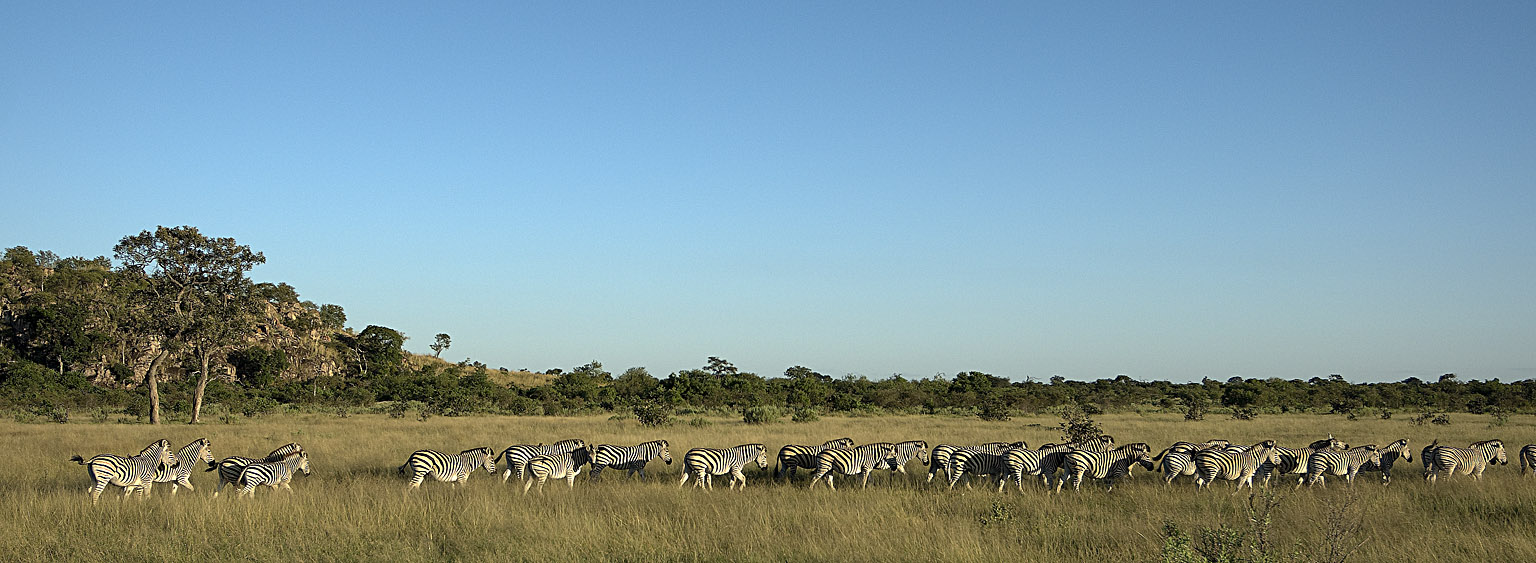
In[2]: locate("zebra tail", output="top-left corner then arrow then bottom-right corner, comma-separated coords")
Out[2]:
70,455 -> 86,465
204,464 -> 218,472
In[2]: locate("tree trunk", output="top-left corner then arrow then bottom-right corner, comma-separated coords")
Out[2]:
190,349 -> 211,424
146,351 -> 166,425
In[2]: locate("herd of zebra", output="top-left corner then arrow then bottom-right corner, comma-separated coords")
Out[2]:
68,434 -> 1533,502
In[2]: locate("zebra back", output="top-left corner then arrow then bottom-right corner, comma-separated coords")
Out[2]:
776,438 -> 852,479
1059,444 -> 1153,492
591,440 -> 671,479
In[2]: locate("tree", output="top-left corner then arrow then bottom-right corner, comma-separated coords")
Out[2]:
431,333 -> 451,358
113,226 -> 265,424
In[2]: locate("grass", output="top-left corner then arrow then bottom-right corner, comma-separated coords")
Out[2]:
6,412 -> 1536,562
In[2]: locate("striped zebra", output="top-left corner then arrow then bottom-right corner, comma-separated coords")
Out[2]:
496,439 -> 586,483
152,438 -> 215,495
1057,444 -> 1155,492
679,444 -> 768,491
1002,443 -> 1075,492
523,447 -> 593,494
71,439 -> 176,504
1305,445 -> 1381,487
237,451 -> 311,498
775,437 -> 855,480
1152,441 -> 1230,487
810,443 -> 899,490
590,440 -> 672,480
209,442 -> 305,497
1424,439 -> 1507,484
1358,438 -> 1413,484
1256,436 -> 1348,486
1521,445 -> 1536,476
878,440 -> 930,474
1420,440 -> 1440,477
946,447 -> 1011,491
931,441 -> 1025,486
1193,439 -> 1282,490
401,447 -> 496,490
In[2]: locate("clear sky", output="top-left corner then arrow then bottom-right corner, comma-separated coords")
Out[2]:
3,3 -> 1532,383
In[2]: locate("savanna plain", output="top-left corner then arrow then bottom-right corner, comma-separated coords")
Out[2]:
6,413 -> 1536,562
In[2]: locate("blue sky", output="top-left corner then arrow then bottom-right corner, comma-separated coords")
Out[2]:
3,3 -> 1532,383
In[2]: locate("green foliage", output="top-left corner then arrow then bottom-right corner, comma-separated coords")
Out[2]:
742,405 -> 781,425
633,403 -> 673,427
1056,404 -> 1105,443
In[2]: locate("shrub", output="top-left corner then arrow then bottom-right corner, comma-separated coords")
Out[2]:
1055,404 -> 1105,444
634,403 -> 674,427
1230,407 -> 1258,421
742,406 -> 780,425
687,416 -> 711,428
791,407 -> 820,423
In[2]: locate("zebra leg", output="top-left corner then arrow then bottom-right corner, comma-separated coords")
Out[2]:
522,476 -> 538,495
860,469 -> 873,489
734,468 -> 748,490
677,471 -> 690,488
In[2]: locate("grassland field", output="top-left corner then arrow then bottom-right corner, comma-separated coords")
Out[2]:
5,412 -> 1536,562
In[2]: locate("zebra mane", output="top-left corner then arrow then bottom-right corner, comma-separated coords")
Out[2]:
554,438 -> 585,448
1472,439 -> 1502,448
462,447 -> 492,457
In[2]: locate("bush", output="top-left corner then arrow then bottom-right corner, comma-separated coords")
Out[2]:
1229,407 -> 1258,420
742,406 -> 780,425
634,403 -> 674,427
1055,404 -> 1105,444
687,416 -> 711,428
791,407 -> 820,423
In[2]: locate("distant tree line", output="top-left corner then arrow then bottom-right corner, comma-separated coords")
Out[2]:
4,227 -> 1535,423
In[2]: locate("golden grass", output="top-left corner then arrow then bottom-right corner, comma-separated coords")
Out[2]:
6,412 -> 1536,562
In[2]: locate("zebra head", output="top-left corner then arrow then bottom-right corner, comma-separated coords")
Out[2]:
824,437 -> 856,449
1256,440 -> 1282,465
657,440 -> 673,465
184,438 -> 216,469
1477,440 -> 1508,465
1389,438 -> 1412,463
468,447 -> 496,474
142,439 -> 175,472
752,446 -> 769,470
914,441 -> 931,464
286,451 -> 312,476
880,445 -> 898,465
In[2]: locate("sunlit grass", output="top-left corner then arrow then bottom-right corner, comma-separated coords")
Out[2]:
5,412 -> 1535,561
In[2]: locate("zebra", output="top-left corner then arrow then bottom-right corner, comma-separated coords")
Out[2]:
1193,439 -> 1282,490
931,441 -> 1025,487
1358,438 -> 1413,484
495,439 -> 586,483
209,442 -> 305,497
946,447 -> 1011,491
401,447 -> 496,490
775,437 -> 855,480
1521,445 -> 1536,476
1305,445 -> 1382,487
590,440 -> 672,481
1152,441 -> 1230,487
1424,439 -> 1507,484
1256,436 -> 1347,486
878,440 -> 930,474
1058,444 -> 1155,492
71,439 -> 177,504
150,438 -> 215,495
524,447 -> 593,494
679,444 -> 768,491
237,451 -> 311,498
810,443 -> 899,490
1002,443 -> 1076,492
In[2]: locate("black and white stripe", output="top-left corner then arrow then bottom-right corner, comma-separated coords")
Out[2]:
1256,436 -> 1347,486
524,447 -> 593,494
810,443 -> 899,490
209,442 -> 305,498
1058,444 -> 1155,492
1358,438 -> 1413,484
946,446 -> 1011,491
152,438 -> 215,495
71,439 -> 176,504
496,439 -> 586,483
1520,444 -> 1536,477
679,444 -> 768,490
876,440 -> 930,474
1305,445 -> 1381,487
401,447 -> 496,490
775,438 -> 854,480
1152,442 -> 1227,487
590,440 -> 672,480
1194,440 -> 1281,490
1002,443 -> 1075,492
237,451 -> 311,498
1425,439 -> 1507,483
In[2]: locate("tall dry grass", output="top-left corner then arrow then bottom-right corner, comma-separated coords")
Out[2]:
5,412 -> 1536,562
